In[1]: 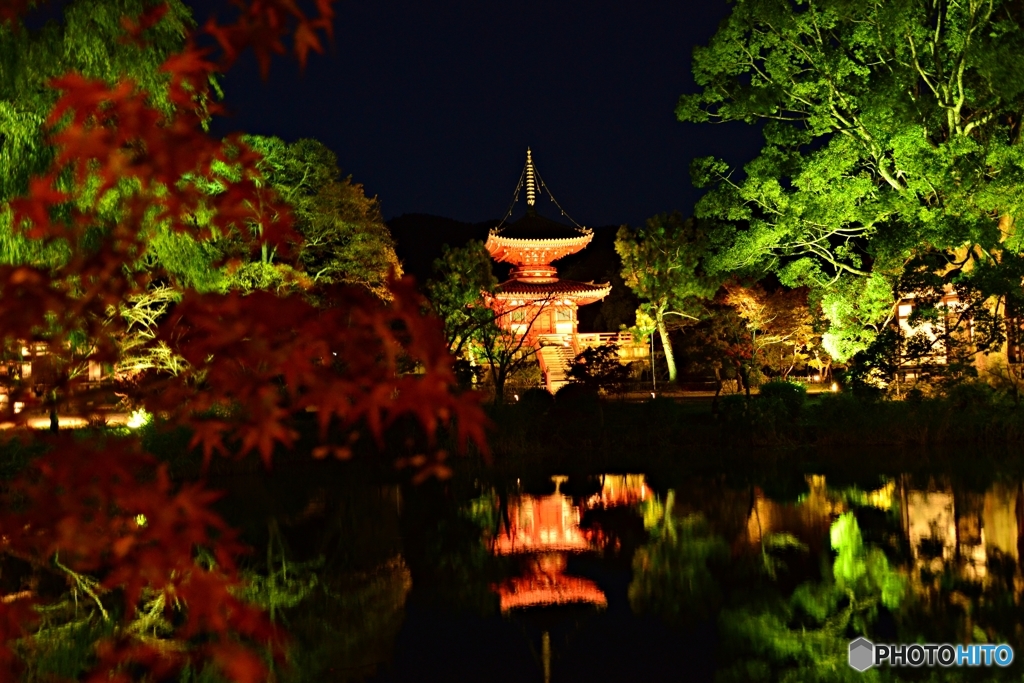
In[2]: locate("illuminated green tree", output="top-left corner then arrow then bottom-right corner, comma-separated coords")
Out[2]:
0,0 -> 197,271
0,0 -> 193,203
616,213 -> 720,382
244,136 -> 402,300
425,240 -> 498,357
680,0 -> 1024,361
0,1 -> 201,420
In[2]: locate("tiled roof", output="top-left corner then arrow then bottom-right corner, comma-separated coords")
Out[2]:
490,212 -> 590,241
493,279 -> 611,299
495,278 -> 606,294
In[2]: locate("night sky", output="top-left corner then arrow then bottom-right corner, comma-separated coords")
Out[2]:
197,0 -> 764,228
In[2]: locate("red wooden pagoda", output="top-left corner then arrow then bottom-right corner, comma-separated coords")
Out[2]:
483,149 -> 611,341
483,149 -> 613,391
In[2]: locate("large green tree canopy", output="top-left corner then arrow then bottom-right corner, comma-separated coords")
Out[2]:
616,213 -> 720,381
0,7 -> 400,299
244,135 -> 402,299
1,0 -> 193,203
0,0 -> 201,275
679,0 -> 1024,360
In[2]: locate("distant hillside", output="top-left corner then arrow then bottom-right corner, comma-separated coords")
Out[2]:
387,213 -> 498,285
387,213 -> 638,332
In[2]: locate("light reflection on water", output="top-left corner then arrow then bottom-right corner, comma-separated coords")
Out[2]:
903,481 -> 1021,590
741,474 -> 1024,595
490,474 -> 653,611
236,469 -> 1024,681
488,472 -> 1024,613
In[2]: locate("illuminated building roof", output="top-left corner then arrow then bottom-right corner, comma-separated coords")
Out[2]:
495,552 -> 606,611
484,148 -> 593,266
492,279 -> 612,305
492,212 -> 590,242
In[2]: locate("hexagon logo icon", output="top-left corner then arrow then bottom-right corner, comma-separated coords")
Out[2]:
849,637 -> 875,672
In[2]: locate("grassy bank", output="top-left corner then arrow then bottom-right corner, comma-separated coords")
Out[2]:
475,385 -> 1024,483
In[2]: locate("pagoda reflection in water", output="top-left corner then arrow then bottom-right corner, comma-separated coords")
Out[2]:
492,474 -> 652,611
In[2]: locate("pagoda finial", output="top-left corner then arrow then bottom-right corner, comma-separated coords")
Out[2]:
525,147 -> 537,209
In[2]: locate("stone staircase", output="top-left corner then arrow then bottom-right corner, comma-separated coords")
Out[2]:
537,343 -> 576,393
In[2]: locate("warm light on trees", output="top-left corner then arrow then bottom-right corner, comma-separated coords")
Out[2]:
723,283 -> 822,381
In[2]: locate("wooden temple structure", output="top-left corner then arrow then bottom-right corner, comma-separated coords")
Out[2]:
483,149 -> 633,392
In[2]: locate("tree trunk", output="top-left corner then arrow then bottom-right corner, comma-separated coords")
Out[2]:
712,366 -> 723,415
656,318 -> 677,383
491,365 -> 507,406
735,361 -> 751,398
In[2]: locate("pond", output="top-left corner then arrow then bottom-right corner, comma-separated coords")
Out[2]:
212,464 -> 1024,682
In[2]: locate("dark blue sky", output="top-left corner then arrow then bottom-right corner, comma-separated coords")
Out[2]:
199,0 -> 763,227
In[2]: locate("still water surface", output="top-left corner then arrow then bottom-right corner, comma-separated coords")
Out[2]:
219,467 -> 1024,682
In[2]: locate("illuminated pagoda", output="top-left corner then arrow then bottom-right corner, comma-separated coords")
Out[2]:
483,149 -> 612,390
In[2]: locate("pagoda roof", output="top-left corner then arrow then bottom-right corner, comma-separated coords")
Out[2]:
486,148 -> 592,262
492,278 -> 611,304
490,211 -> 590,241
484,228 -> 592,265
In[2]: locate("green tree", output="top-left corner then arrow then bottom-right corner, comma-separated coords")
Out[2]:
0,0 -> 204,422
680,0 -> 1024,362
566,344 -> 633,395
0,0 -> 193,206
616,212 -> 719,382
0,0 -> 205,276
244,136 -> 402,300
425,240 -> 498,357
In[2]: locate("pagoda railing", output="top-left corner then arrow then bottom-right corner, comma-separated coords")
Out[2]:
537,332 -> 639,351
535,332 -> 650,392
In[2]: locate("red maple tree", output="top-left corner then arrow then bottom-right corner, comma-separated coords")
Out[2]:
0,2 -> 487,680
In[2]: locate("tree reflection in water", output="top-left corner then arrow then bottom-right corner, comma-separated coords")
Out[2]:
253,469 -> 1024,682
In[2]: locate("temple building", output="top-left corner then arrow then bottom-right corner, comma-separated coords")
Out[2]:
483,148 -> 610,337
483,149 -> 621,391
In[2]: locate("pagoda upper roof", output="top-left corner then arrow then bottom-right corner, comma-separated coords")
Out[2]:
490,211 -> 590,242
492,278 -> 611,305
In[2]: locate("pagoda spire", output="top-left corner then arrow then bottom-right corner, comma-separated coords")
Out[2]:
524,147 -> 538,213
